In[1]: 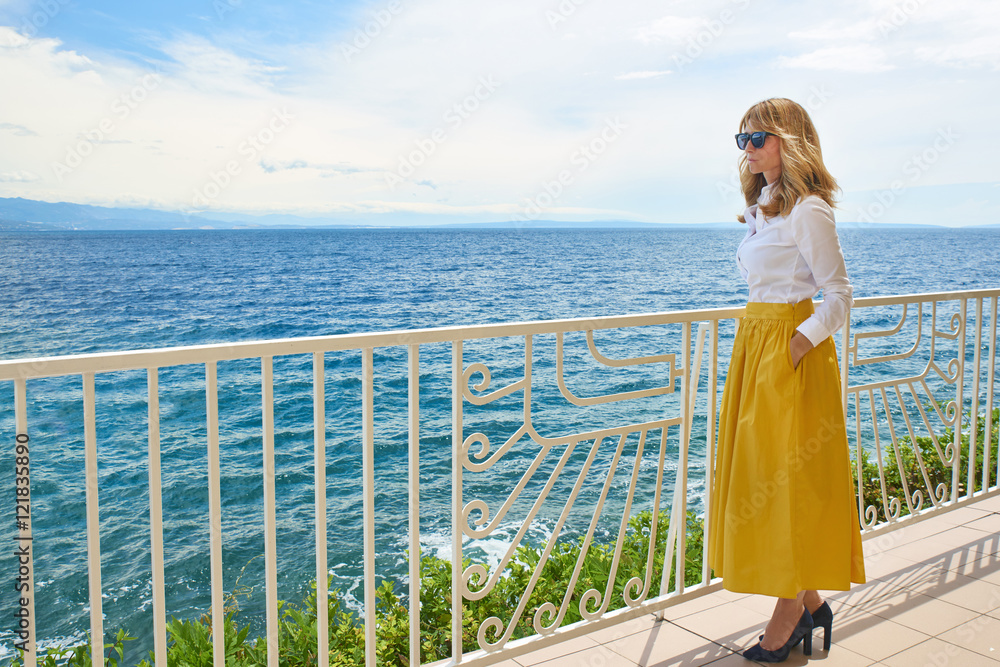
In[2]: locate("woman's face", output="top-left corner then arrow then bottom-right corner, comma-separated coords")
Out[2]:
743,125 -> 782,184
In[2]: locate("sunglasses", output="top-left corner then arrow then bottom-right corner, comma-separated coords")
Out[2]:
735,131 -> 776,150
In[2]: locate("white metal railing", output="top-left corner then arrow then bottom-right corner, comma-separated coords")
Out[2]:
1,288 -> 997,667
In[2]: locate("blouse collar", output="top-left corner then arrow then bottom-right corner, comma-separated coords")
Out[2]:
759,181 -> 775,204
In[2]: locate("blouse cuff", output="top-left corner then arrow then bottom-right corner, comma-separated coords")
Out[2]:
796,317 -> 831,348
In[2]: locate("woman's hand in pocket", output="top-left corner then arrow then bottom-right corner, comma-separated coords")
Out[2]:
789,331 -> 814,370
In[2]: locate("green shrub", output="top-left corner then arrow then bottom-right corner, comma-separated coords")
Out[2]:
855,407 -> 999,522
11,509 -> 704,667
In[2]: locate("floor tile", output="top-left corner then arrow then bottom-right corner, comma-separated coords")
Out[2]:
827,609 -> 930,662
938,614 -> 1000,661
934,506 -> 993,526
604,619 -> 731,666
657,593 -> 730,622
972,494 -> 1000,513
944,550 -> 1000,584
585,614 -> 659,645
702,655 -> 750,666
860,550 -> 930,580
669,601 -> 770,653
880,637 -> 1000,667
524,644 -> 638,667
864,588 -> 980,635
515,635 -> 601,666
966,512 -> 1000,534
896,569 -> 1000,614
731,593 -> 777,616
884,525 -> 986,564
864,515 -> 950,548
829,576 -> 906,608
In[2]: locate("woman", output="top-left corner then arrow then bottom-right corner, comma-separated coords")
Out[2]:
707,98 -> 866,663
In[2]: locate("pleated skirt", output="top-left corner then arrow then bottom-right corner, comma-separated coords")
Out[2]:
707,301 -> 866,599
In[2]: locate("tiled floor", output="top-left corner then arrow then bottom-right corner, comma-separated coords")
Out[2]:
503,493 -> 1000,666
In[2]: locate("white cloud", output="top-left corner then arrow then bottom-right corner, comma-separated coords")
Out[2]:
0,121 -> 37,136
915,39 -> 1000,70
0,169 -> 39,182
635,16 -> 703,44
615,70 -> 671,80
778,45 -> 894,72
158,35 -> 284,96
0,0 -> 998,225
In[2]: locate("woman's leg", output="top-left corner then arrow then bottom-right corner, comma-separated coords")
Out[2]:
760,591 -> 806,650
803,589 -> 824,614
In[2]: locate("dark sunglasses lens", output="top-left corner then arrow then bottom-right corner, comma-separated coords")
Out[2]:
751,132 -> 767,148
735,133 -> 749,149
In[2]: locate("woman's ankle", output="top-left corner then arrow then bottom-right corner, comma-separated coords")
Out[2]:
803,590 -> 823,613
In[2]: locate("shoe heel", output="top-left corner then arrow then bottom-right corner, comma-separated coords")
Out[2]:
812,601 -> 834,652
803,631 -> 812,657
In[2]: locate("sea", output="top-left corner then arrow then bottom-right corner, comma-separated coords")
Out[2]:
1,226 -> 998,662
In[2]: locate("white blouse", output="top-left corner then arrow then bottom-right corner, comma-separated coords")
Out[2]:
736,183 -> 853,347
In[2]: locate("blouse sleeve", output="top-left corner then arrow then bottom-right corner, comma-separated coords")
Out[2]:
790,197 -> 853,346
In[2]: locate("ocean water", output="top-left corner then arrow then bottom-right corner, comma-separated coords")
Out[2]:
1,226 -> 998,661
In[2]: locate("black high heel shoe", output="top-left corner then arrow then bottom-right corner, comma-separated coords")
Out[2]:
758,601 -> 834,650
743,608 -> 813,663
809,601 -> 833,651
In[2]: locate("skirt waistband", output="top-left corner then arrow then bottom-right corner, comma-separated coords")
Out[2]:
744,300 -> 815,323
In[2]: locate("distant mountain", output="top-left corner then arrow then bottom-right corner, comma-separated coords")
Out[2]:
0,196 -> 992,231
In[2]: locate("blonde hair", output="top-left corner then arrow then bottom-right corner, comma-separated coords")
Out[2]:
737,98 -> 839,223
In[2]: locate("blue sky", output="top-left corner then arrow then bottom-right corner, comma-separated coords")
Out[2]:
0,0 -> 998,226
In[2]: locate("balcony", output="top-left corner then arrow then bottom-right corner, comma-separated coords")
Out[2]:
1,288 -> 997,667
501,493 -> 1000,666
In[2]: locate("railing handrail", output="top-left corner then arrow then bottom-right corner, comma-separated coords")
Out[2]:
0,305 -> 749,380
3,286 -> 997,667
3,288 -> 998,381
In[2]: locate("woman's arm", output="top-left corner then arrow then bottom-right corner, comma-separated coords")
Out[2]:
790,197 -> 853,347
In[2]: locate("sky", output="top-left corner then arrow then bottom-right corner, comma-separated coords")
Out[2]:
0,0 -> 998,226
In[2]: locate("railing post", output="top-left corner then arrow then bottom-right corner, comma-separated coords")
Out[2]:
262,356 -> 279,667
205,362 -> 225,667
82,372 -> 104,667
362,348 -> 377,667
147,368 -> 167,667
969,298 -> 983,497
313,352 -> 329,667
451,340 -> 463,663
676,322 -> 693,595
408,344 -> 421,666
956,298 -> 968,501
987,297 -> 998,487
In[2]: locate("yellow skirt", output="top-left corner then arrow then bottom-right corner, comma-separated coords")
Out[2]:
708,301 -> 866,598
